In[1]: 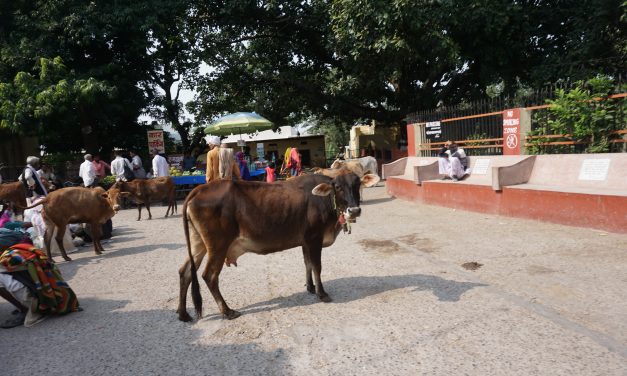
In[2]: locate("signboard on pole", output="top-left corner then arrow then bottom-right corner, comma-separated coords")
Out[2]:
502,109 -> 521,155
147,130 -> 165,154
425,121 -> 442,140
256,142 -> 265,158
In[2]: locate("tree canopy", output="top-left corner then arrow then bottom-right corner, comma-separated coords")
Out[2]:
1,0 -> 624,153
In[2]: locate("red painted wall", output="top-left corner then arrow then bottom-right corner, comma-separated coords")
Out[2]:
407,124 -> 416,157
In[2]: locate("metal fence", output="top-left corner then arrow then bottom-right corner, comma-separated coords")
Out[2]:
406,76 -> 626,156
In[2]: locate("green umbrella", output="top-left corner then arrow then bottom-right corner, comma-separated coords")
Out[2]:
204,112 -> 273,136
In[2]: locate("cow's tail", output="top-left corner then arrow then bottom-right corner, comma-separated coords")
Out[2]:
14,197 -> 48,210
182,194 -> 202,319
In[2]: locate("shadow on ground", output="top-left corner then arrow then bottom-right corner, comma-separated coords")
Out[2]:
57,242 -> 183,280
228,273 -> 487,317
1,297 -> 288,376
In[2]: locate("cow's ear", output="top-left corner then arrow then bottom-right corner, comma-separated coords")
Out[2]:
312,183 -> 333,196
361,173 -> 380,188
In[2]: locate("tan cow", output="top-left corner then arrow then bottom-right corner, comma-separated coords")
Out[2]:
108,177 -> 177,221
0,182 -> 27,210
24,187 -> 118,262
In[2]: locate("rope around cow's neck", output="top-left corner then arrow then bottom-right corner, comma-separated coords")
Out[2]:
331,191 -> 351,234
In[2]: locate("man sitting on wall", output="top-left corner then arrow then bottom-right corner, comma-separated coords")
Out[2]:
438,141 -> 470,181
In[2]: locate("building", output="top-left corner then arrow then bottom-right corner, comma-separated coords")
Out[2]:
215,126 -> 327,168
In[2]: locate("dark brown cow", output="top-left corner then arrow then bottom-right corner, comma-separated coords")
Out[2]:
108,177 -> 177,221
177,172 -> 380,322
25,187 -> 118,261
0,182 -> 27,209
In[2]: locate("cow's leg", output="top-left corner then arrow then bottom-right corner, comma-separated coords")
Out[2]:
145,202 -> 152,220
137,203 -> 142,221
43,226 -> 56,262
54,224 -> 72,262
309,243 -> 331,302
177,224 -> 207,322
90,221 -> 103,255
202,252 -> 239,319
302,246 -> 315,294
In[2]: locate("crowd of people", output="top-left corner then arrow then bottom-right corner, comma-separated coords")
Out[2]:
75,149 -> 171,188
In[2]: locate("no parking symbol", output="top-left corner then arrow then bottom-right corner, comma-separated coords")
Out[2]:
502,109 -> 521,155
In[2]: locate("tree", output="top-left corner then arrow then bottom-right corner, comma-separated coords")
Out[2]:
0,1 -> 155,154
192,0 -> 626,128
141,0 -> 205,153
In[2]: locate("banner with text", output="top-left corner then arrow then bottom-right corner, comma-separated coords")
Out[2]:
147,130 -> 165,154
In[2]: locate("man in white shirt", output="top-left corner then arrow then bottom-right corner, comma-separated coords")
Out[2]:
129,150 -> 146,179
438,142 -> 470,181
152,150 -> 170,177
18,156 -> 48,204
110,150 -> 134,182
79,154 -> 97,187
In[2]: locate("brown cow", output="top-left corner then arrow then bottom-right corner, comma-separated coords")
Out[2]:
108,177 -> 177,221
0,182 -> 27,209
24,187 -> 118,262
177,172 -> 380,322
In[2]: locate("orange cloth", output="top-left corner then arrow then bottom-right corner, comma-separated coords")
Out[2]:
206,147 -> 240,183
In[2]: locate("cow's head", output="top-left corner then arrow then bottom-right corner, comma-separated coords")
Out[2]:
330,159 -> 344,169
311,173 -> 380,223
106,183 -> 130,213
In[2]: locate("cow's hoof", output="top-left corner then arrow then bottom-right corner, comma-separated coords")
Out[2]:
318,294 -> 332,303
178,311 -> 193,322
223,310 -> 241,320
63,256 -> 72,262
306,284 -> 315,294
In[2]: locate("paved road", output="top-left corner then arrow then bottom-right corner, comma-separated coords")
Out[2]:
2,185 -> 626,375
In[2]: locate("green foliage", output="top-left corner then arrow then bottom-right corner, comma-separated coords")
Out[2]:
0,57 -> 116,150
528,76 -> 625,154
307,116 -> 351,159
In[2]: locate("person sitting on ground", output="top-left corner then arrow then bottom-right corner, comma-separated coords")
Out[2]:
438,141 -> 470,181
0,243 -> 80,328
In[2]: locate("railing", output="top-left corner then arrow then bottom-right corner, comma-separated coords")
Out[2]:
417,138 -> 504,157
